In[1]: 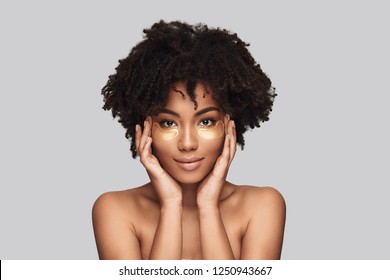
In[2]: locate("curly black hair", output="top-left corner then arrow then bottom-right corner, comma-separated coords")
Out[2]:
102,20 -> 276,158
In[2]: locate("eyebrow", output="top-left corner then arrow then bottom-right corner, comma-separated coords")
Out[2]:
160,107 -> 221,117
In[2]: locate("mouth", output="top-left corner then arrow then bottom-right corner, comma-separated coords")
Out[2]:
174,157 -> 204,171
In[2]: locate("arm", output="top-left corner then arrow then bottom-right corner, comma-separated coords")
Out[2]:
197,116 -> 236,259
149,203 -> 182,259
240,187 -> 286,259
92,192 -> 142,259
198,205 -> 235,259
93,119 -> 183,260
136,118 -> 183,259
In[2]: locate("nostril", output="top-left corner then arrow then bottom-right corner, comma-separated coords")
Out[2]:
177,130 -> 198,151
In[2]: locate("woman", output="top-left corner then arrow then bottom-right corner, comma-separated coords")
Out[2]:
93,20 -> 286,260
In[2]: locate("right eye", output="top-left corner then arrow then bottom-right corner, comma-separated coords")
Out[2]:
160,120 -> 177,128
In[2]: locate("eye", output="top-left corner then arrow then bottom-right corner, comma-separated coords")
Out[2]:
160,120 -> 177,128
199,119 -> 215,127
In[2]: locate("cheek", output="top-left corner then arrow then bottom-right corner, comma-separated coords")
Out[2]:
152,138 -> 170,157
199,137 -> 225,156
151,138 -> 177,171
151,124 -> 176,163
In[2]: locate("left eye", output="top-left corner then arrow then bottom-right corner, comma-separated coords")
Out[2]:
199,119 -> 214,127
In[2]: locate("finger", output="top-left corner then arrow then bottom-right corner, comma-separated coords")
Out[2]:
140,136 -> 153,159
135,124 -> 141,153
219,133 -> 231,167
229,120 -> 237,165
213,134 -> 231,179
224,114 -> 230,134
146,116 -> 152,138
220,114 -> 232,160
139,118 -> 151,152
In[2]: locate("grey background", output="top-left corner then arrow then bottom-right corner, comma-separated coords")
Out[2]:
1,0 -> 389,259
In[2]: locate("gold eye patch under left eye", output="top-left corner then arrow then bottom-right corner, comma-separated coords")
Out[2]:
197,120 -> 224,140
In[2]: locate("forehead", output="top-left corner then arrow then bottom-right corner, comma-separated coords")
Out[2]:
165,82 -> 220,111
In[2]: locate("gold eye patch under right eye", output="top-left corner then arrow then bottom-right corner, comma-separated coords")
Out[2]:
152,123 -> 178,141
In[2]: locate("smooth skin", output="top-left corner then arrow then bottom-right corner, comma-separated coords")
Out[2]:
92,82 -> 286,260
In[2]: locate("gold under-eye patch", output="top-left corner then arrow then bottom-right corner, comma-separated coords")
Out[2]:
196,120 -> 224,140
152,120 -> 224,141
152,123 -> 179,141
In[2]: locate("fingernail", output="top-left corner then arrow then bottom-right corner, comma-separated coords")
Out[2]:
135,124 -> 139,131
231,120 -> 235,128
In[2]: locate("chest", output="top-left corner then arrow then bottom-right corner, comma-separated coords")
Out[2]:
137,207 -> 243,260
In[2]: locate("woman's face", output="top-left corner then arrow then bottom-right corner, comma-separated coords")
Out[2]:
151,82 -> 225,185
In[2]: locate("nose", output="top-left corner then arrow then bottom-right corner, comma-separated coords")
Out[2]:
177,125 -> 198,151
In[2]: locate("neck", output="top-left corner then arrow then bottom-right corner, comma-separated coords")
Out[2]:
180,182 -> 199,208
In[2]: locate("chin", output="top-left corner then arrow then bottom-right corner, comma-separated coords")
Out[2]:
172,172 -> 205,185
166,167 -> 211,186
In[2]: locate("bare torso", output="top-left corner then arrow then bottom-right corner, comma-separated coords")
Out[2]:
94,182 -> 284,260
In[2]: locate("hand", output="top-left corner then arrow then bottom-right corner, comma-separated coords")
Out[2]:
196,115 -> 236,208
135,116 -> 182,206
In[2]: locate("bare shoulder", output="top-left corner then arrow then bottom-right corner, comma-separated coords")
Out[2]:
93,184 -> 156,214
231,185 -> 286,259
244,186 -> 285,209
222,184 -> 286,224
228,184 -> 285,212
92,184 -> 156,259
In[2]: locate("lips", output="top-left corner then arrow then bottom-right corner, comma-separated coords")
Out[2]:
174,157 -> 204,171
